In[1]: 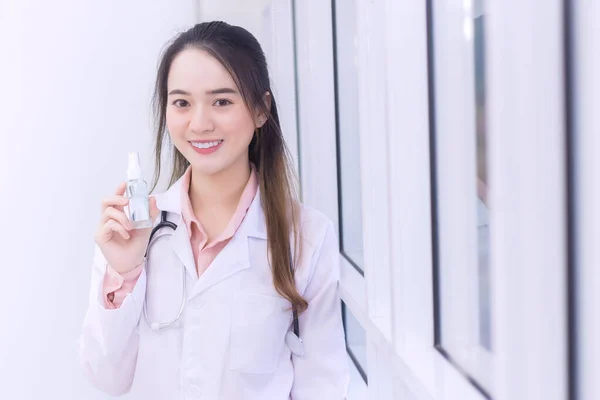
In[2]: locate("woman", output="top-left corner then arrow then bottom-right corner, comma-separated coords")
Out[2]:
78,21 -> 349,399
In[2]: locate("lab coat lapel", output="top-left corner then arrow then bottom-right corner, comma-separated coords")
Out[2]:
153,177 -> 199,283
188,232 -> 250,299
188,188 -> 268,299
170,221 -> 199,282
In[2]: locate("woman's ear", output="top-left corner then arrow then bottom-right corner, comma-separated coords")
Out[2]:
255,91 -> 272,128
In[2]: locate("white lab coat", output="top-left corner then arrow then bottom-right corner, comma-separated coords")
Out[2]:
77,177 -> 350,399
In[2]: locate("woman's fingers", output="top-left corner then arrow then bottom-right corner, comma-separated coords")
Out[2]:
95,218 -> 131,243
101,194 -> 129,213
149,195 -> 160,222
103,219 -> 131,240
115,182 -> 127,196
100,182 -> 129,212
101,207 -> 133,230
94,183 -> 134,245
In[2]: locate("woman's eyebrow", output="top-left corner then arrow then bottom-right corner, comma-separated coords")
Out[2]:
168,89 -> 191,96
167,88 -> 238,96
206,87 -> 238,95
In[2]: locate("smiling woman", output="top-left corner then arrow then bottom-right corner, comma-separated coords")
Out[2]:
78,21 -> 349,399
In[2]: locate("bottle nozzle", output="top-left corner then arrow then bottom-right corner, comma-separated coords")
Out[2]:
127,152 -> 143,180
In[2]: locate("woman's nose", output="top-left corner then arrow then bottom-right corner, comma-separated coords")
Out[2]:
189,106 -> 215,133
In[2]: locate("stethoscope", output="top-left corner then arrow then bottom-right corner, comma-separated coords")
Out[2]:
142,211 -> 304,356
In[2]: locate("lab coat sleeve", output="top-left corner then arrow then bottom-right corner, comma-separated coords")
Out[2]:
291,220 -> 350,399
77,244 -> 146,396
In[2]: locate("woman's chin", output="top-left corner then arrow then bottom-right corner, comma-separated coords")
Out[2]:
189,157 -> 230,176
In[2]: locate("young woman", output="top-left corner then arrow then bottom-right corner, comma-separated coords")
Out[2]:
78,21 -> 349,399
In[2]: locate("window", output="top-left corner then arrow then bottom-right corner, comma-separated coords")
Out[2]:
473,5 -> 491,351
342,302 -> 367,384
429,0 -> 492,393
332,0 -> 364,273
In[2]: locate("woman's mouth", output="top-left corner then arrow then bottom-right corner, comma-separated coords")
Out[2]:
189,140 -> 224,155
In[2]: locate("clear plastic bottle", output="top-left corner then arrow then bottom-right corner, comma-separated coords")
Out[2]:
126,152 -> 152,229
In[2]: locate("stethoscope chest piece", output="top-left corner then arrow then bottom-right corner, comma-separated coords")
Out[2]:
285,331 -> 304,357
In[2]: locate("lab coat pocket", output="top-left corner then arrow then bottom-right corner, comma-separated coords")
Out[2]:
230,292 -> 292,374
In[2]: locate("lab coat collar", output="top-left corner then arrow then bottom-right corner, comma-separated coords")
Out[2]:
152,173 -> 268,241
152,176 -> 184,216
152,173 -> 268,297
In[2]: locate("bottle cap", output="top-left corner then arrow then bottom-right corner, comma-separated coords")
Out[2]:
127,152 -> 143,180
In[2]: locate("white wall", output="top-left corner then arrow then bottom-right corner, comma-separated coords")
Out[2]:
0,1 -> 196,398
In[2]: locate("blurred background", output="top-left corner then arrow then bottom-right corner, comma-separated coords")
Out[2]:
0,0 -> 598,399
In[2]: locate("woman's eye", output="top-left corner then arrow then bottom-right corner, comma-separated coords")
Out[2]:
173,99 -> 189,108
214,99 -> 232,107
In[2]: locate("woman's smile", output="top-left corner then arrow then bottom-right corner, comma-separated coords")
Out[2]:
189,139 -> 224,154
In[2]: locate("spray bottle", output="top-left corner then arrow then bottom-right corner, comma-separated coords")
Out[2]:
126,152 -> 152,229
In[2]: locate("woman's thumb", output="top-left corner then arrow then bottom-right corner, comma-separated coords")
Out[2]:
149,195 -> 160,222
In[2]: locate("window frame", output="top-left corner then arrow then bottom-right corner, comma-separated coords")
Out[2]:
425,0 -> 492,394
571,0 -> 598,398
343,302 -> 368,383
485,1 -> 570,399
331,0 -> 366,276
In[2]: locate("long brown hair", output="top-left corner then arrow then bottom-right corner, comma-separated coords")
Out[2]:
149,21 -> 307,313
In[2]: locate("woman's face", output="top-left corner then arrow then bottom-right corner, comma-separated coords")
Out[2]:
166,48 -> 261,176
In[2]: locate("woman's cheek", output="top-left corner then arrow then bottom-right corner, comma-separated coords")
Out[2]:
166,114 -> 187,139
222,114 -> 254,141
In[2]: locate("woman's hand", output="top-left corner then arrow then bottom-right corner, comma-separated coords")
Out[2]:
94,182 -> 160,274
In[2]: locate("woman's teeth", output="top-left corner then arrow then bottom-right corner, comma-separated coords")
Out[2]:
191,140 -> 223,149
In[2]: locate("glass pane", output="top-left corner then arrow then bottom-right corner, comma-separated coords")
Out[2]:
333,0 -> 365,271
474,4 -> 491,351
342,302 -> 367,383
429,0 -> 492,391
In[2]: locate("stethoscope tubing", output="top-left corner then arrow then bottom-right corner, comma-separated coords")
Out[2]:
142,210 -> 302,354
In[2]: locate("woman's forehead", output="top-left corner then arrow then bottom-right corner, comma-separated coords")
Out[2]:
167,48 -> 236,93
